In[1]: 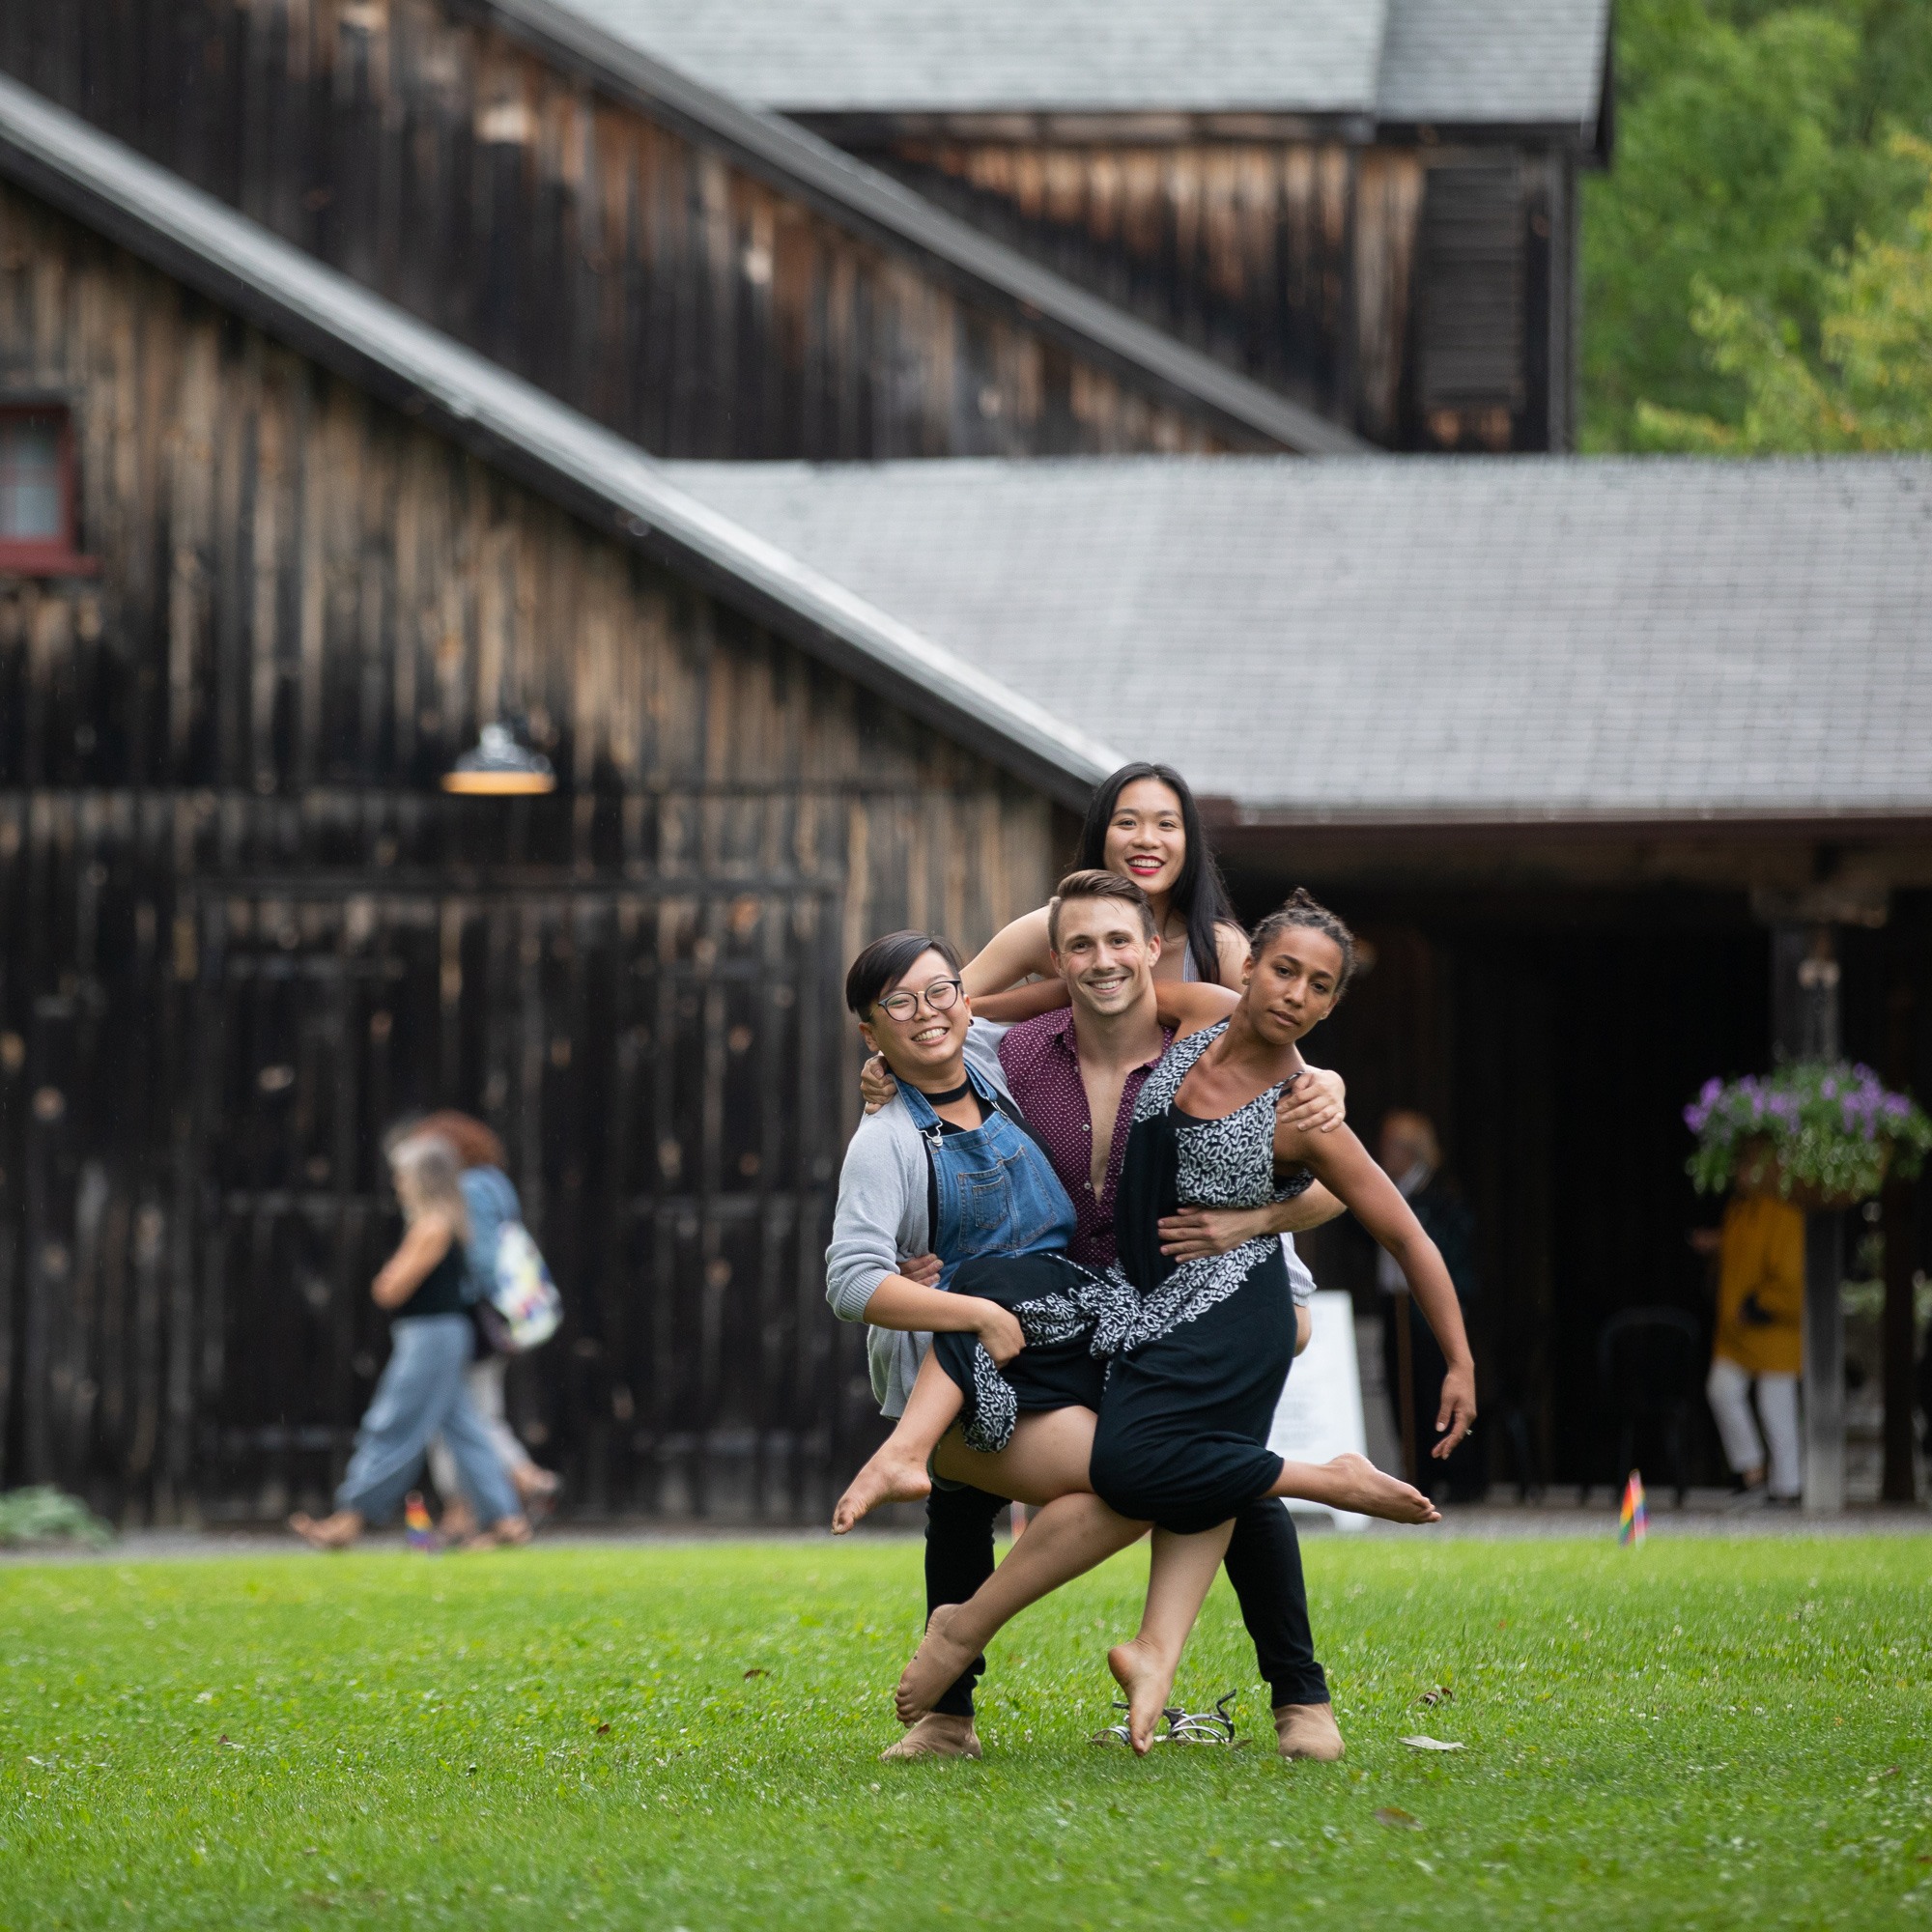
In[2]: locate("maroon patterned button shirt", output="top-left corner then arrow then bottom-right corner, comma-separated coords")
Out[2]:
996,1007 -> 1173,1270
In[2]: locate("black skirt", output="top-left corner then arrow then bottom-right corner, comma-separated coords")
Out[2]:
930,1253 -> 1110,1446
1087,1239 -> 1292,1535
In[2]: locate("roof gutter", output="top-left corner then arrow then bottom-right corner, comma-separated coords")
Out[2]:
457,0 -> 1368,458
0,73 -> 1124,810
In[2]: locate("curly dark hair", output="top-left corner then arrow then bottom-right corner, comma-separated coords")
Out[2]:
1248,888 -> 1357,1000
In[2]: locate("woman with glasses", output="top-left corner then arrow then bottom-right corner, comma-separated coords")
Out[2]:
825,927 -> 1125,1754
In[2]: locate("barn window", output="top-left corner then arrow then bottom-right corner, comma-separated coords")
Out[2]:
0,407 -> 94,575
1416,164 -> 1525,444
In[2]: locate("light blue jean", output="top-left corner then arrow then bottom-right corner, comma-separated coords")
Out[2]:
335,1315 -> 520,1526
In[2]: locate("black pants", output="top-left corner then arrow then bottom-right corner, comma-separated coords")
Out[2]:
923,1486 -> 1330,1719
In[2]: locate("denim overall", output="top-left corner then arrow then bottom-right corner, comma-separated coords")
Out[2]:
897,1063 -> 1077,1284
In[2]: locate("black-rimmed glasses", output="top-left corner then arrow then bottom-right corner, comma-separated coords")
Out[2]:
873,977 -> 963,1024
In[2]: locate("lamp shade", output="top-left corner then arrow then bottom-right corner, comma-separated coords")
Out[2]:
441,723 -> 555,796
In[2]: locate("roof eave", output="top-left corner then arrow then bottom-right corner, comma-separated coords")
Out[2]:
1203,803 -> 1932,840
0,73 -> 1123,812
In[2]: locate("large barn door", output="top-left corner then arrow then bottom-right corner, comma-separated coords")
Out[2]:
183,882 -> 849,1525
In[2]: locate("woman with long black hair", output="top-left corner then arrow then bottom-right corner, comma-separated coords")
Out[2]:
965,763 -> 1250,1009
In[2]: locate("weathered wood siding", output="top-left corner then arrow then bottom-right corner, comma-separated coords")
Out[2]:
0,0 -> 1233,460
0,182 -> 1059,1523
867,137 -> 1576,452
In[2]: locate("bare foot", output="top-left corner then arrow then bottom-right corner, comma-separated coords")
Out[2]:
1321,1453 -> 1440,1524
289,1509 -> 362,1550
832,1447 -> 932,1535
461,1515 -> 532,1550
1107,1637 -> 1176,1756
895,1606 -> 978,1726
879,1713 -> 982,1761
515,1467 -> 562,1527
1274,1701 -> 1346,1761
439,1500 -> 478,1541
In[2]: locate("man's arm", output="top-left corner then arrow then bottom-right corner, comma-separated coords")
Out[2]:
1155,1182 -> 1344,1262
1151,978 -> 1238,1036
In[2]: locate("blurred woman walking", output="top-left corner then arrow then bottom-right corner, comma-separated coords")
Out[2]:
289,1131 -> 530,1550
414,1111 -> 563,1536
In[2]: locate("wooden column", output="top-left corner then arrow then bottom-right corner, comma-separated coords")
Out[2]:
1771,923 -> 1846,1513
1882,963 -> 1918,1504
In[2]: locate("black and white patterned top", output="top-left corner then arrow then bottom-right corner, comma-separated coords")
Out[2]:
1087,1020 -> 1313,1359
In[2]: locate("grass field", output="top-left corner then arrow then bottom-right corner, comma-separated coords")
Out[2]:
1,1532 -> 1928,1929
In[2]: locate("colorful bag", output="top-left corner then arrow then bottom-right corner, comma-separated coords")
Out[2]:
478,1220 -> 562,1354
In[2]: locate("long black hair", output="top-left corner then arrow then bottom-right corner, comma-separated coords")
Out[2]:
1075,762 -> 1236,985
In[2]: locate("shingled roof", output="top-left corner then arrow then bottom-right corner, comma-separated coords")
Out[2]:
554,0 -> 1612,142
664,455 -> 1932,826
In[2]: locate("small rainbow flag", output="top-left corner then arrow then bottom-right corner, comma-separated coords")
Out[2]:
404,1491 -> 440,1553
1618,1470 -> 1647,1547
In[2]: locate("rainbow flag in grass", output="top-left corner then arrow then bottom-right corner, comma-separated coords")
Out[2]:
1618,1470 -> 1647,1547
404,1492 -> 440,1553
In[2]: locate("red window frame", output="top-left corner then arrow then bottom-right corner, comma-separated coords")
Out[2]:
0,405 -> 98,577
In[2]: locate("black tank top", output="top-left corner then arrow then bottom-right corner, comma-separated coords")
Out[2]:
395,1239 -> 468,1319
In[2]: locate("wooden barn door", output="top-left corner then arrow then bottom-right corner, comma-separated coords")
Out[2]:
182,881 -> 848,1525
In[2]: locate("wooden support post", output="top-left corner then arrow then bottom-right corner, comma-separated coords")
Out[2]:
1772,923 -> 1845,1516
1882,969 -> 1918,1504
1802,1211 -> 1846,1516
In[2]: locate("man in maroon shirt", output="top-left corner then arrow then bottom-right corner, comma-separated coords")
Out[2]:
873,870 -> 1351,1762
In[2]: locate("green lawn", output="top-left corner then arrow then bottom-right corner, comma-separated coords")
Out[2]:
1,1533 -> 1927,1928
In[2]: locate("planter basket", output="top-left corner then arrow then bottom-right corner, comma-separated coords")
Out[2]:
1685,1065 -> 1930,1207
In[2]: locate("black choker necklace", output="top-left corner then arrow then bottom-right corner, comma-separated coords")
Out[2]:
921,1076 -> 975,1106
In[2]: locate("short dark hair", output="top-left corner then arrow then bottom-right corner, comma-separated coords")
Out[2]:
1075,762 -> 1234,982
844,930 -> 964,1018
1249,889 -> 1358,999
1047,869 -> 1157,950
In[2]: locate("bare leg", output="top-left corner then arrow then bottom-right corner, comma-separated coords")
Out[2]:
895,1492 -> 1147,1723
1109,1521 -> 1236,1754
832,1351 -> 964,1534
930,1406 -> 1096,1507
1269,1451 -> 1439,1524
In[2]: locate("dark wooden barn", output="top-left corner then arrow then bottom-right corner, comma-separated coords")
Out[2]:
520,0 -> 1614,452
0,77 -> 1098,1525
0,0 -> 1355,461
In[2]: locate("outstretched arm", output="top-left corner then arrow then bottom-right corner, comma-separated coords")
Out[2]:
961,907 -> 1055,997
970,978 -> 1070,1023
1278,1121 -> 1476,1456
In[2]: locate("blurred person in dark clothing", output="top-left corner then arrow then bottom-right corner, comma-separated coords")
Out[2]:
1377,1110 -> 1486,1502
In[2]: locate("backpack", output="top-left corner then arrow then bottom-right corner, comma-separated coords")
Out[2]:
476,1218 -> 563,1355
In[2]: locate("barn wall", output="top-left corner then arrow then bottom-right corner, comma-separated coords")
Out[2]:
867,136 -> 1577,452
0,0 -> 1232,459
0,183 -> 1061,1524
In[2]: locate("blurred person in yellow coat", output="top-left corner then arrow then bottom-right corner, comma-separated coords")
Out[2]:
1692,1179 -> 1804,1504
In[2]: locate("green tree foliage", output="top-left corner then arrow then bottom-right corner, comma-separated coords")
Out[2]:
1582,1 -> 1932,450
1634,138 -> 1932,448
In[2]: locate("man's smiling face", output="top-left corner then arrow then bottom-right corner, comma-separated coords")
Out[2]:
1051,897 -> 1160,1019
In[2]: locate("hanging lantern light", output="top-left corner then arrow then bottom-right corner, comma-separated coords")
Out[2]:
441,722 -> 555,796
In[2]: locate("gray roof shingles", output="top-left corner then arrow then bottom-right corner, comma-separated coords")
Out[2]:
663,455 -> 1932,821
551,0 -> 1605,127
1377,0 -> 1612,128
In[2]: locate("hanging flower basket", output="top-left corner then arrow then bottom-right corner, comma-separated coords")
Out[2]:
1684,1061 -> 1932,1209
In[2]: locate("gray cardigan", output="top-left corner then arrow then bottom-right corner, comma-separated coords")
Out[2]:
824,1023 -> 1011,1416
